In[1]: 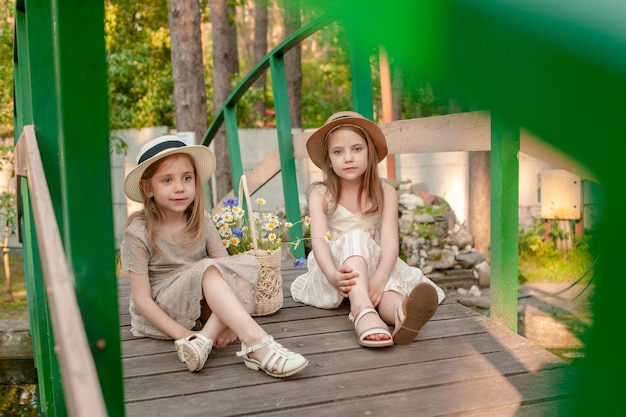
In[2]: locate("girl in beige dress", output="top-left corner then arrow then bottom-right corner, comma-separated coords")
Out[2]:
121,135 -> 307,377
291,112 -> 445,347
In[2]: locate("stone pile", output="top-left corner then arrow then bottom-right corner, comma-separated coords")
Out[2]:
396,182 -> 490,289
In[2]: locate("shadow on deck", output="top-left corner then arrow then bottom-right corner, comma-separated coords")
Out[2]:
119,262 -> 578,417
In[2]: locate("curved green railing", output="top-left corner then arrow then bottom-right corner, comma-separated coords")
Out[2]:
202,14 -> 339,259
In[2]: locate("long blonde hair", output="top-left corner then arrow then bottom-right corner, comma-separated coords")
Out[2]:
126,154 -> 207,253
312,125 -> 384,215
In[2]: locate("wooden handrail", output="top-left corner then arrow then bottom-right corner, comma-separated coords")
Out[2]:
212,110 -> 595,211
15,125 -> 108,417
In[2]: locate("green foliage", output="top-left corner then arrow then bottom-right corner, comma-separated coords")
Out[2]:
0,250 -> 26,318
0,384 -> 37,417
410,222 -> 437,240
518,218 -> 596,284
301,59 -> 352,128
0,1 -> 14,137
105,0 -> 176,130
109,134 -> 128,156
0,142 -> 15,236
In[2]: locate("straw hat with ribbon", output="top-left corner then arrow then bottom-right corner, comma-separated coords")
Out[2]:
305,111 -> 388,169
124,135 -> 216,203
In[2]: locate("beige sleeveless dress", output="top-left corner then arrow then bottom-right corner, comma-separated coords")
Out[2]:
291,185 -> 445,309
121,213 -> 260,339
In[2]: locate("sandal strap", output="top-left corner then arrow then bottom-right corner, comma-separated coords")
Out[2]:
396,303 -> 406,323
350,306 -> 378,328
236,335 -> 299,373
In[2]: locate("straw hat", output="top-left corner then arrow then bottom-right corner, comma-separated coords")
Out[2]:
124,135 -> 216,203
306,111 -> 388,169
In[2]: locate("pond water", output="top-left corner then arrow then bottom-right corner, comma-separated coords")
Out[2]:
0,384 -> 38,416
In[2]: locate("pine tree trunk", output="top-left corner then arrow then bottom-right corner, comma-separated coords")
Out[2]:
252,0 -> 268,126
3,225 -> 12,302
168,0 -> 208,143
209,0 -> 240,200
283,0 -> 301,128
469,151 -> 491,257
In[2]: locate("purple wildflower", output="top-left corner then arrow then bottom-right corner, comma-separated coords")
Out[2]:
293,257 -> 305,268
233,227 -> 244,237
223,196 -> 238,208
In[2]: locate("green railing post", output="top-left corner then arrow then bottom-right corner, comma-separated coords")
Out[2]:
490,113 -> 520,331
225,106 -> 244,187
270,54 -> 304,258
19,183 -> 63,416
15,1 -> 66,414
50,1 -> 125,415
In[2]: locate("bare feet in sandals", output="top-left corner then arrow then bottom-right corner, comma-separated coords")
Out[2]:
349,306 -> 394,347
392,282 -> 439,344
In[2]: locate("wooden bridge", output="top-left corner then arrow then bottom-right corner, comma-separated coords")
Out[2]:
12,1 -> 624,416
119,262 -> 577,417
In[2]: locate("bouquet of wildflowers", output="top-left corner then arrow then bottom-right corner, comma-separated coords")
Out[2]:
212,195 -> 309,267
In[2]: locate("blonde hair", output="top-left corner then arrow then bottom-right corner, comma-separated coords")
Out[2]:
126,153 -> 206,253
312,125 -> 384,215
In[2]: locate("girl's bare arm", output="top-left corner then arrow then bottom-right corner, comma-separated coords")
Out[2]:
129,271 -> 194,340
308,188 -> 358,293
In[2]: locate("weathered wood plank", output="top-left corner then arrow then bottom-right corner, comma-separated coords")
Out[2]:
125,355 -> 573,416
120,261 -> 573,417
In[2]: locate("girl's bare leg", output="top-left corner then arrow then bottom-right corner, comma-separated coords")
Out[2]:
200,266 -> 281,366
378,290 -> 404,325
344,256 -> 391,342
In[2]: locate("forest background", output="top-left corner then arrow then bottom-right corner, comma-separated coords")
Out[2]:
0,0 -> 597,318
0,0 -> 464,197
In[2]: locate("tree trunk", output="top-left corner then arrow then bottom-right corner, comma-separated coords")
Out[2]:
252,0 -> 268,126
3,225 -> 11,302
283,0 -> 301,128
209,0 -> 240,200
469,151 -> 491,257
168,0 -> 207,143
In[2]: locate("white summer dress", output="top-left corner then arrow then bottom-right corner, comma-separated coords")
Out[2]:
291,184 -> 445,309
121,212 -> 260,340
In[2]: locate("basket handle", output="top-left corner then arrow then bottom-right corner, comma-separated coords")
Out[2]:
237,175 -> 258,250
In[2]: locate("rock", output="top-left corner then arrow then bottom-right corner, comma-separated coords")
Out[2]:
413,213 -> 435,224
401,235 -> 421,267
425,248 -> 456,269
469,285 -> 482,297
447,228 -> 474,248
456,252 -> 486,269
474,261 -> 491,287
398,193 -> 425,210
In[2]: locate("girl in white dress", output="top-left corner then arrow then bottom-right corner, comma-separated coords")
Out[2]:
291,112 -> 445,347
121,135 -> 307,377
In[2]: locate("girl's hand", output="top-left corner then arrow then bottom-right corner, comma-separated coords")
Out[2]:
331,265 -> 359,298
368,277 -> 386,307
214,327 -> 238,348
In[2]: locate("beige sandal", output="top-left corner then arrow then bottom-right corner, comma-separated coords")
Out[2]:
349,306 -> 394,348
392,282 -> 439,344
178,334 -> 213,372
236,335 -> 308,378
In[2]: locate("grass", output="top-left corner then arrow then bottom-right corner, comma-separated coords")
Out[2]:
518,221 -> 597,285
0,249 -> 29,320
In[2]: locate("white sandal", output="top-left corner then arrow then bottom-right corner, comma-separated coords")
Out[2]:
236,335 -> 308,378
348,306 -> 394,348
392,282 -> 439,344
178,334 -> 213,372
174,338 -> 187,363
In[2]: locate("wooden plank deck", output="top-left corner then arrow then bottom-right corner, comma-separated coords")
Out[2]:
119,263 -> 578,417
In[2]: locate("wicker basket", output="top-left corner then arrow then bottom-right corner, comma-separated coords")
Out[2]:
238,175 -> 283,316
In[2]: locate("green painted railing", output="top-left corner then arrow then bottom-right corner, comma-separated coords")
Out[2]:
202,14 -> 340,260
13,1 -> 124,416
11,1 -> 551,415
